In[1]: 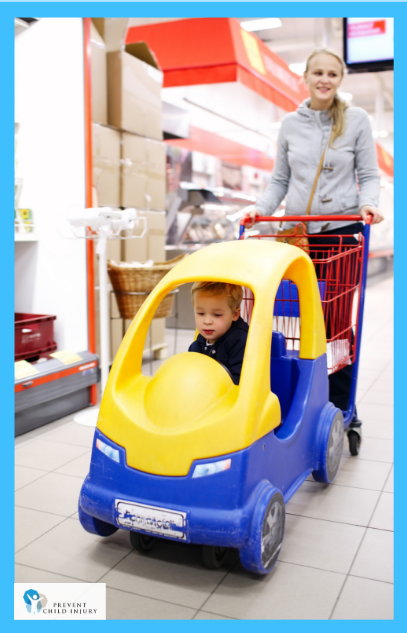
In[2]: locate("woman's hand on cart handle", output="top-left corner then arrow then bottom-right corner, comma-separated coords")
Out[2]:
242,204 -> 258,229
360,205 -> 384,225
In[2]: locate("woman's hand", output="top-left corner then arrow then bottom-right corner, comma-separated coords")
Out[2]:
360,205 -> 384,225
242,205 -> 258,229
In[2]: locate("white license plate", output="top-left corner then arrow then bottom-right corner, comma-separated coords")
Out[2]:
115,499 -> 187,540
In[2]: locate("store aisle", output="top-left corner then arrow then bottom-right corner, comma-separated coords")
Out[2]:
15,275 -> 394,620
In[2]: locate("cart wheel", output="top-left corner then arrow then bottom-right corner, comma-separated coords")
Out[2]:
202,546 -> 229,569
130,531 -> 158,552
239,487 -> 285,575
78,505 -> 118,537
312,409 -> 344,483
348,430 -> 361,456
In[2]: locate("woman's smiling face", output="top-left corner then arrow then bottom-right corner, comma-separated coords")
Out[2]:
304,52 -> 343,110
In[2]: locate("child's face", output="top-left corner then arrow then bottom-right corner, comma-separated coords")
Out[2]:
193,291 -> 240,343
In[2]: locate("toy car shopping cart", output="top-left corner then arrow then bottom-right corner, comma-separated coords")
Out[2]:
239,214 -> 372,456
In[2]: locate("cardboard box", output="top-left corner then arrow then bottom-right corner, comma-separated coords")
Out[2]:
90,22 -> 107,125
122,210 -> 166,263
91,18 -> 129,52
92,123 -> 121,207
107,42 -> 163,140
121,133 -> 166,210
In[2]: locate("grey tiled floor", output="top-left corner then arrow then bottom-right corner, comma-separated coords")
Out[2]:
15,275 -> 394,619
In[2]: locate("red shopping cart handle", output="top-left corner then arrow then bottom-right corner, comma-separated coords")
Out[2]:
240,215 -> 373,226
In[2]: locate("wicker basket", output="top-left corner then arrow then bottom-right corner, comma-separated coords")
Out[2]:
107,254 -> 185,320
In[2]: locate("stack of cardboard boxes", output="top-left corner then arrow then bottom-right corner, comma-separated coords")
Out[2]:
90,18 -> 168,363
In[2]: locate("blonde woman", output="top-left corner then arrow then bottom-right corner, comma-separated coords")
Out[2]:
249,48 -> 384,420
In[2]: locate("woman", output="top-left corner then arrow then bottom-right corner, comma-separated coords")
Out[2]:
250,48 -> 384,423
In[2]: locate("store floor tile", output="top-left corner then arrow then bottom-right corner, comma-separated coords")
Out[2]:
15,518 -> 132,582
286,481 -> 380,526
101,542 -> 231,610
193,611 -> 236,620
15,465 -> 48,491
350,528 -> 393,583
383,466 -> 394,493
357,403 -> 393,423
15,438 -> 89,472
331,576 -> 393,620
15,564 -> 87,584
307,456 -> 391,492
369,492 -> 394,531
371,378 -> 393,393
40,420 -> 96,449
15,472 -> 84,517
106,587 -> 196,620
279,514 -> 365,574
359,417 -> 393,441
342,436 -> 393,463
15,506 -> 66,553
359,390 -> 393,406
202,561 -> 345,620
55,451 -> 92,478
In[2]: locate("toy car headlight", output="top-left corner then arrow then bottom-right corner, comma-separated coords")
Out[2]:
96,438 -> 120,463
192,458 -> 231,478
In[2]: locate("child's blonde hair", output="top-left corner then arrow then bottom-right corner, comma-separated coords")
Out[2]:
191,281 -> 243,312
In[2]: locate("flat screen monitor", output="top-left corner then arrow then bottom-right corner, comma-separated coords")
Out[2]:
343,18 -> 394,73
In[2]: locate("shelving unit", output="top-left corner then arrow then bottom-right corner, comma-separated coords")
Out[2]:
15,232 -> 38,242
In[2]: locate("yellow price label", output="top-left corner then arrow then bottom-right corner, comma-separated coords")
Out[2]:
49,350 -> 84,366
15,360 -> 39,381
241,30 -> 267,76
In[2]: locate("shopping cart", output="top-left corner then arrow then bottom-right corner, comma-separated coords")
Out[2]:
239,214 -> 372,456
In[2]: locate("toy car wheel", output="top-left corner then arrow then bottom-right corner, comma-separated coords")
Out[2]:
130,531 -> 158,552
348,430 -> 361,456
312,410 -> 344,483
202,546 -> 229,569
239,487 -> 285,575
78,505 -> 118,537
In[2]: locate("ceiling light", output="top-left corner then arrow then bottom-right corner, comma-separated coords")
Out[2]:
241,18 -> 282,32
379,130 -> 389,138
338,92 -> 353,102
289,62 -> 306,76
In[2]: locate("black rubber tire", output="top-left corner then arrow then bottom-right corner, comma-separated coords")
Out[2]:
202,545 -> 229,569
348,430 -> 361,456
130,531 -> 158,552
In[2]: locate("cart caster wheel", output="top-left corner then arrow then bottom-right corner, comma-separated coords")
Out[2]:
313,409 -> 344,483
239,486 -> 285,575
78,505 -> 118,537
130,531 -> 158,552
348,430 -> 361,456
202,546 -> 229,569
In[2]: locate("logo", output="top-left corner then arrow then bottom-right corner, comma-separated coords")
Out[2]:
23,589 -> 48,615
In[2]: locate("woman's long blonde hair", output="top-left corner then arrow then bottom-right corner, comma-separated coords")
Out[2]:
305,48 -> 348,146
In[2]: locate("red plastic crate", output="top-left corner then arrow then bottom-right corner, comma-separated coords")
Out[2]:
15,313 -> 57,361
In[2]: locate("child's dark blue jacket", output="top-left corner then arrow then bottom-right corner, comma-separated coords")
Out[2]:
188,316 -> 249,385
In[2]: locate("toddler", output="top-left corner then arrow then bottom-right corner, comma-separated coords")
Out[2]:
188,281 -> 248,385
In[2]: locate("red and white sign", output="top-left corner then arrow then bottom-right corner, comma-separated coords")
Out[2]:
348,20 -> 386,38
346,17 -> 393,64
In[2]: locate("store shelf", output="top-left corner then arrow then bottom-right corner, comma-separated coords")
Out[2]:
15,232 -> 38,242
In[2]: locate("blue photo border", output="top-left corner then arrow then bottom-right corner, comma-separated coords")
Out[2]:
6,2 -> 401,628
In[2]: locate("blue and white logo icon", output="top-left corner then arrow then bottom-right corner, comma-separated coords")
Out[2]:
23,589 -> 47,614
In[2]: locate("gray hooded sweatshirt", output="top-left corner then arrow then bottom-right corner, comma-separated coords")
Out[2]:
255,98 -> 380,233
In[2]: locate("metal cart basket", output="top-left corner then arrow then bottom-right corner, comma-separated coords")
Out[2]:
239,214 -> 372,454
